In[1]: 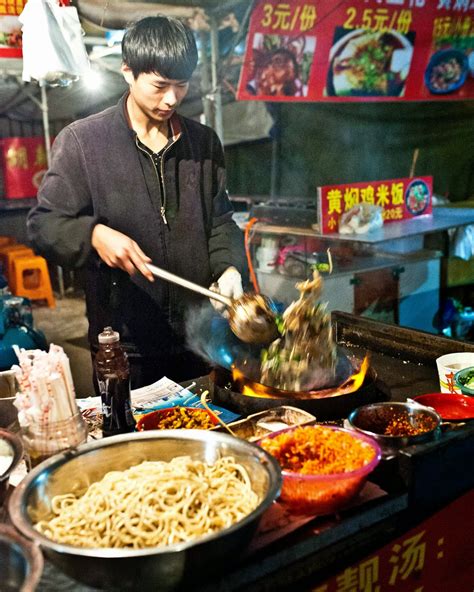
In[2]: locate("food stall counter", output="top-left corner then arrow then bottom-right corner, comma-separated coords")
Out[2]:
3,313 -> 473,592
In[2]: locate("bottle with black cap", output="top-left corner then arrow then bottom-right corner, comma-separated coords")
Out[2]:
95,326 -> 136,437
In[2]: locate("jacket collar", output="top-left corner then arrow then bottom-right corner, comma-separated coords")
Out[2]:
118,91 -> 182,143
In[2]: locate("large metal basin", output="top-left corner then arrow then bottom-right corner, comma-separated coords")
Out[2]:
9,430 -> 281,591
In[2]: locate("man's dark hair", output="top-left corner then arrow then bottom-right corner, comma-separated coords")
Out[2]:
122,16 -> 198,80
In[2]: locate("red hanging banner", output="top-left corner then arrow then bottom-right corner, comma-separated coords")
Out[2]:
1,137 -> 49,199
237,0 -> 474,102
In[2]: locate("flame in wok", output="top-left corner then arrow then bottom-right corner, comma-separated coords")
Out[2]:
231,355 -> 370,400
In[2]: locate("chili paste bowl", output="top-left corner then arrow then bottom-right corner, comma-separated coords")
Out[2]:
347,401 -> 441,458
257,425 -> 381,515
9,430 -> 281,591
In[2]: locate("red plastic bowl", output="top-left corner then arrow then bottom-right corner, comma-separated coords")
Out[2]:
413,393 -> 474,421
258,425 -> 381,515
136,407 -> 219,431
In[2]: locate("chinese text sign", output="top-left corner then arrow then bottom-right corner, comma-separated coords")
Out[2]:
317,176 -> 433,234
311,489 -> 473,592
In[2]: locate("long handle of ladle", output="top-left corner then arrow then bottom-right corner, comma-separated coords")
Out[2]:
146,263 -> 232,307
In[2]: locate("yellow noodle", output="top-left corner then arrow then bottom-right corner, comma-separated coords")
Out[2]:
35,456 -> 259,549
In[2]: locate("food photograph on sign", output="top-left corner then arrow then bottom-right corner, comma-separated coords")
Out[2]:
0,16 -> 22,54
423,13 -> 474,97
326,27 -> 415,97
424,48 -> 469,94
405,179 -> 431,216
245,32 -> 316,98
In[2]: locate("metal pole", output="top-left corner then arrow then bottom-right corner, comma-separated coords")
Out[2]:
40,81 -> 65,298
209,16 -> 224,143
40,83 -> 52,168
270,105 -> 281,199
198,31 -> 213,128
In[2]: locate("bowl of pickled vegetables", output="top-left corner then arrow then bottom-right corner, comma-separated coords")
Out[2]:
455,366 -> 474,396
257,425 -> 381,514
136,407 -> 219,431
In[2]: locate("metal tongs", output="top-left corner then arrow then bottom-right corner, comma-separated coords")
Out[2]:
146,263 -> 279,344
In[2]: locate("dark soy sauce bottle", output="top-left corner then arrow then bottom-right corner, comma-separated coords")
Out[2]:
95,326 -> 136,437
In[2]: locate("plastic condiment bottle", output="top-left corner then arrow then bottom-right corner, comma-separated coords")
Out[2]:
95,326 -> 136,437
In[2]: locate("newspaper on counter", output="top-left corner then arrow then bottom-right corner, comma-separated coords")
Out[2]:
77,376 -> 240,424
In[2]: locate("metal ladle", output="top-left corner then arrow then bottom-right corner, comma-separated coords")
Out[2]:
146,264 -> 279,344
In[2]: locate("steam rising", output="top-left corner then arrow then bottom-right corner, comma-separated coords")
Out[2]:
185,302 -> 354,391
185,303 -> 260,371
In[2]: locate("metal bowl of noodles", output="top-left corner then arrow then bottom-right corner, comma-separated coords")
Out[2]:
9,430 -> 281,591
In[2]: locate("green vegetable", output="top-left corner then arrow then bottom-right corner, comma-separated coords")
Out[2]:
459,370 -> 474,387
275,314 -> 285,335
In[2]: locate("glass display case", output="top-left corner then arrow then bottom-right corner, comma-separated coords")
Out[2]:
235,206 -> 474,335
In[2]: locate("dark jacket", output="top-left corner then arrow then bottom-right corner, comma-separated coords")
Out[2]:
27,94 -> 248,355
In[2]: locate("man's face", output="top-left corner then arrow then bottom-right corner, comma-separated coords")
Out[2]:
122,66 -> 190,123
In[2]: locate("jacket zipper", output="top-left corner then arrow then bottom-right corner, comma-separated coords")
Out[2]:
135,137 -> 175,226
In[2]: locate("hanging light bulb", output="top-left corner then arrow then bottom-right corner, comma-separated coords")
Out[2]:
82,68 -> 102,91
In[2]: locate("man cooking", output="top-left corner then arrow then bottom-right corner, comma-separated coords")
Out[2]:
27,16 -> 248,388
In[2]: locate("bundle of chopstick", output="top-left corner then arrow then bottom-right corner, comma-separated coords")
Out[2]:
13,345 -> 79,427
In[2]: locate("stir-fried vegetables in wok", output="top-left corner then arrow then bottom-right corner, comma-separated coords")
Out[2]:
260,270 -> 337,391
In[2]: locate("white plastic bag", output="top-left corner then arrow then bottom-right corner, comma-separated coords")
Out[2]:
452,224 -> 474,260
19,0 -> 89,85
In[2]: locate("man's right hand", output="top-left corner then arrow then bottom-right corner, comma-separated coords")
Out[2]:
91,224 -> 154,282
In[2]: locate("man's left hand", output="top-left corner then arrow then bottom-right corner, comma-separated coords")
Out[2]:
209,267 -> 243,312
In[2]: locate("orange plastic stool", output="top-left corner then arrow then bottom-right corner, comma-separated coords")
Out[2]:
0,243 -> 31,278
6,248 -> 35,287
0,237 -> 15,248
12,255 -> 56,307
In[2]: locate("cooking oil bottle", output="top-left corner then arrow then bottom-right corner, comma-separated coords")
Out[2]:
95,326 -> 135,437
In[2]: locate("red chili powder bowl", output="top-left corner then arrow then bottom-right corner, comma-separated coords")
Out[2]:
258,425 -> 381,514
